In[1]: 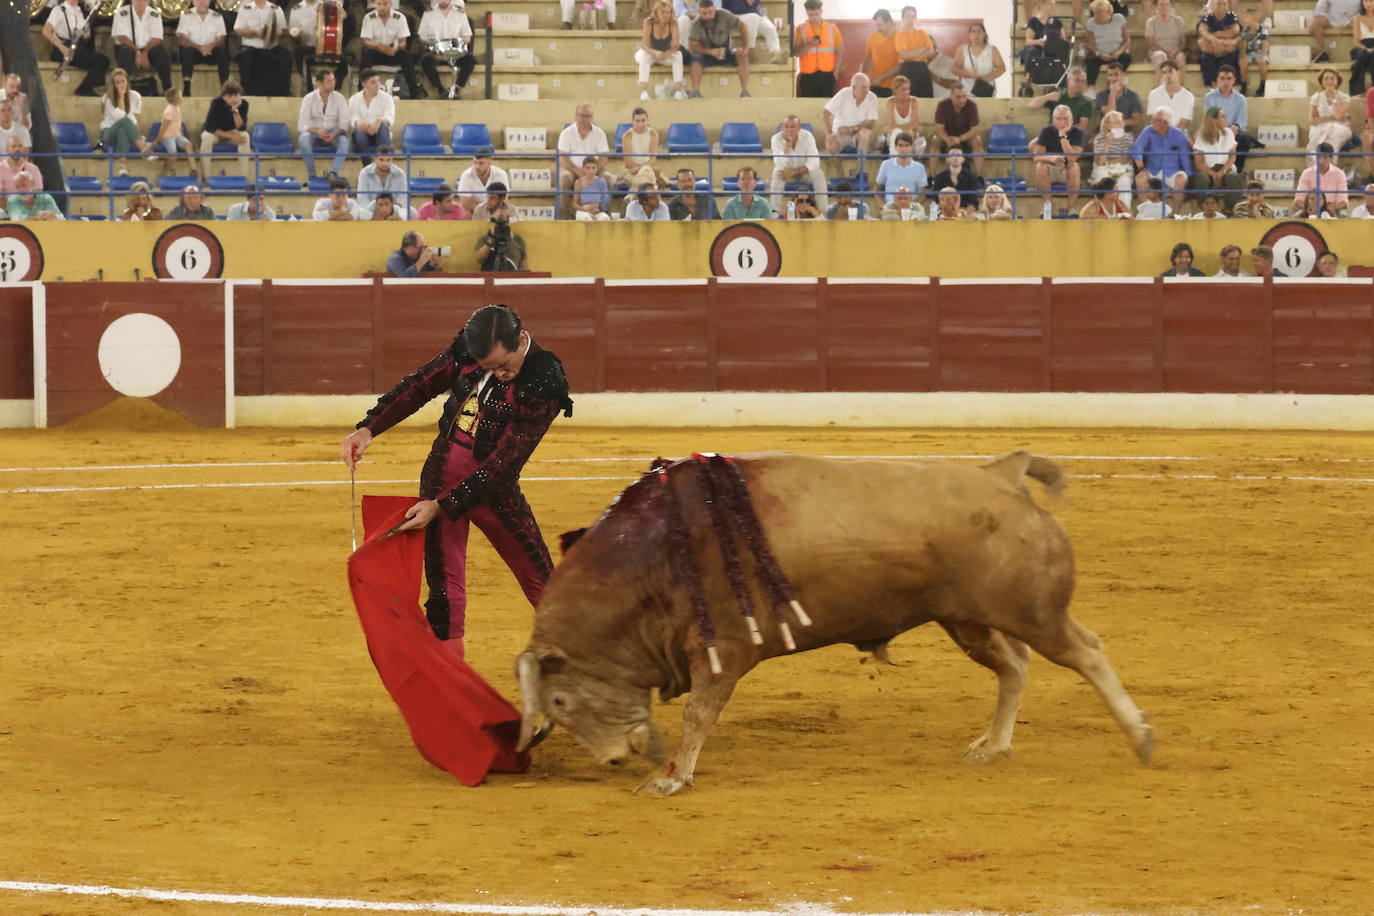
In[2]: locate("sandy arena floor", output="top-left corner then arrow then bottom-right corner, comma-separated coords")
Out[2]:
1,411 -> 1371,916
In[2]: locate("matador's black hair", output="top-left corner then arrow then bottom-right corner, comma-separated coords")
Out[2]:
462,305 -> 522,360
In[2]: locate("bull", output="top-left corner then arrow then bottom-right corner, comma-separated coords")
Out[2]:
515,451 -> 1155,796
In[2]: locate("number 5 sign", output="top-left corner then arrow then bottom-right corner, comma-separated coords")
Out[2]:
708,223 -> 783,278
0,226 -> 45,283
152,224 -> 226,279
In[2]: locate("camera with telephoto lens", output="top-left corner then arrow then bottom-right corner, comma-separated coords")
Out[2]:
490,217 -> 512,241
427,245 -> 452,257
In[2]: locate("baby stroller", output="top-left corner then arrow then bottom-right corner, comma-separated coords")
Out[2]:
1019,16 -> 1077,96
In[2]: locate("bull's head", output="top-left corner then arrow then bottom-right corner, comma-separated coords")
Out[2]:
516,646 -> 663,767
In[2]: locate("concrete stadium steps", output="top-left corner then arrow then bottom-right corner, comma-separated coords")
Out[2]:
488,63 -> 793,99
486,28 -> 792,67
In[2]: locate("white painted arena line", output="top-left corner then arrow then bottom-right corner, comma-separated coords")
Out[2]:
0,881 -> 977,916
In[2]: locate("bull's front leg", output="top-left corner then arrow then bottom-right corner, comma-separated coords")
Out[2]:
635,665 -> 739,797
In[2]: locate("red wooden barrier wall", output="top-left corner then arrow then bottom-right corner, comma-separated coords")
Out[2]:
0,286 -> 33,399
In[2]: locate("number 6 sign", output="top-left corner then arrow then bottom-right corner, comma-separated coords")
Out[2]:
152,224 -> 226,279
708,223 -> 783,278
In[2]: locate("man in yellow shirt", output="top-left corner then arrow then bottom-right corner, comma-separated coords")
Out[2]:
893,4 -> 935,97
862,9 -> 900,97
792,0 -> 844,98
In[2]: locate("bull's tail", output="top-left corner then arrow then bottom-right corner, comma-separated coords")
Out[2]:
981,450 -> 1064,500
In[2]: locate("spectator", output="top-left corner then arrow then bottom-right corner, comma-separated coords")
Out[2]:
893,5 -> 936,97
793,0 -> 844,99
1091,109 -> 1135,206
41,0 -> 110,98
1031,103 -> 1084,219
556,102 -> 610,191
625,187 -> 671,220
112,0 -> 173,94
769,115 -> 829,213
863,9 -> 900,98
1080,175 -> 1131,218
880,185 -> 926,220
882,74 -> 924,153
313,177 -> 363,220
1132,106 -> 1192,214
1191,191 -> 1227,219
952,21 -> 1005,96
225,183 -> 276,220
561,0 -> 617,28
1316,251 -> 1344,277
349,70 -> 396,166
1020,0 -> 1069,95
1350,182 -> 1374,218
931,186 -> 968,220
356,144 -> 407,210
457,147 -> 510,212
1352,0 -> 1374,95
932,84 -> 983,159
419,0 -> 476,99
121,180 -> 162,221
1144,0 -> 1188,84
99,69 -> 155,177
167,184 -> 215,219
1198,0 -> 1241,86
234,0 -> 291,97
571,155 -> 612,220
620,107 -> 664,190
198,81 -> 249,180
824,72 -> 879,168
1028,67 -> 1092,133
368,192 -> 406,220
175,0 -> 229,95
1310,0 -> 1362,63
1082,0 -> 1131,86
1216,245 -> 1249,277
637,1 -> 687,100
789,191 -> 824,219
1162,242 -> 1206,276
471,181 -> 516,221
825,180 -> 870,219
418,183 -> 469,220
688,0 -> 751,97
0,75 -> 29,128
1307,68 -> 1352,162
475,203 -> 527,271
1203,65 -> 1258,171
1251,245 -> 1286,277
667,167 -> 717,220
1146,61 -> 1195,130
675,0 -> 712,48
928,149 -> 985,211
298,70 -> 350,180
6,173 -> 62,221
387,230 -> 443,277
722,166 -> 771,218
1238,7 -> 1270,96
360,0 -> 424,99
876,131 -> 927,204
722,0 -> 782,64
1231,179 -> 1275,217
1095,59 -> 1142,132
0,137 -> 42,194
1135,175 -> 1173,219
978,182 -> 1015,219
1190,106 -> 1243,212
289,0 -> 353,89
153,88 -> 198,177
1363,89 -> 1374,180
1294,142 -> 1350,217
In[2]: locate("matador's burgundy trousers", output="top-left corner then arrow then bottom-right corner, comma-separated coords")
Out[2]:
422,434 -> 554,646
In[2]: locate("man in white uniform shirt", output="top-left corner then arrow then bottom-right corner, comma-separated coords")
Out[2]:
235,0 -> 292,96
289,0 -> 354,89
348,69 -> 395,164
42,0 -> 110,97
176,0 -> 229,95
298,69 -> 351,179
555,102 -> 610,190
1145,60 -> 1195,130
418,0 -> 475,98
456,145 -> 510,212
362,0 -> 425,98
112,0 -> 173,93
769,115 -> 828,213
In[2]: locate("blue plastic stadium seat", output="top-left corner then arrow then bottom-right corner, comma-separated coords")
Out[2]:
401,123 -> 446,156
308,176 -> 333,193
667,122 -> 710,154
262,175 -> 301,191
987,123 -> 1030,156
66,175 -> 103,193
722,177 -> 740,192
147,123 -> 190,144
993,176 -> 1028,193
614,122 -> 633,151
449,123 -> 492,155
55,122 -> 93,154
250,122 -> 296,154
408,176 -> 446,194
719,122 -> 763,154
207,175 -> 249,191
159,174 -> 200,192
109,174 -> 144,193
211,143 -> 240,155
828,174 -> 870,192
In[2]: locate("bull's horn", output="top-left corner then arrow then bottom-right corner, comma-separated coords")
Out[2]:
515,650 -> 549,752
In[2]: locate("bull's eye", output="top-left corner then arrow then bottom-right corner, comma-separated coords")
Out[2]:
551,694 -> 567,709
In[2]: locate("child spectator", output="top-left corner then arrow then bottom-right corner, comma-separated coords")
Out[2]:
1238,8 -> 1270,96
1135,176 -> 1174,219
572,156 -> 613,220
368,192 -> 404,221
155,88 -> 199,177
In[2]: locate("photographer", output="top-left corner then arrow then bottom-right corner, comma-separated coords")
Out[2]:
475,202 -> 527,272
387,230 -> 445,277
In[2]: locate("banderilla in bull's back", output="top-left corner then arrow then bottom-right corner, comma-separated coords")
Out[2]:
516,450 -> 1156,796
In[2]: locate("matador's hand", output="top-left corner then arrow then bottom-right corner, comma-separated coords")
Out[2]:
395,499 -> 442,532
341,427 -> 372,470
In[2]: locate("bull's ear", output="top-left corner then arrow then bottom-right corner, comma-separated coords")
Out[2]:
536,644 -> 568,674
558,527 -> 589,555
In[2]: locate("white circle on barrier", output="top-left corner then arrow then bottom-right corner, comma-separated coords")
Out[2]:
0,238 -> 33,283
97,313 -> 182,397
1272,235 -> 1317,277
163,236 -> 215,280
721,236 -> 769,278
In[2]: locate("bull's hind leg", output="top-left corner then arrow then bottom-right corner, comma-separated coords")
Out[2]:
938,622 -> 1031,764
1024,618 -> 1155,764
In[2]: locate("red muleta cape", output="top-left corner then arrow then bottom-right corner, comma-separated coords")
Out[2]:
346,494 -> 530,785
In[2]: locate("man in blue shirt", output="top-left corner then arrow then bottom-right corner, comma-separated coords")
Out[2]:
1131,106 -> 1193,215
1202,64 -> 1261,169
386,230 -> 444,277
876,131 -> 928,205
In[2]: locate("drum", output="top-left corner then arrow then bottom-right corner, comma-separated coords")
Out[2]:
317,1 -> 344,56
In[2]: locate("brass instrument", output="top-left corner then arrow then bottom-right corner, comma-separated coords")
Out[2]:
29,0 -> 49,16
152,0 -> 193,17
93,0 -> 128,16
214,0 -> 244,12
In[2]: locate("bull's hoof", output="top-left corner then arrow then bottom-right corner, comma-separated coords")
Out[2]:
1135,720 -> 1157,765
634,773 -> 693,797
960,736 -> 1012,765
